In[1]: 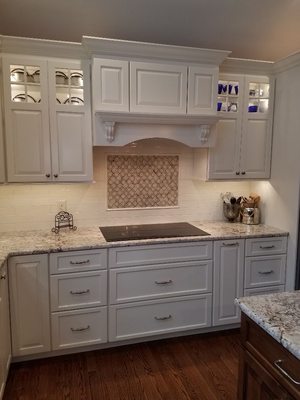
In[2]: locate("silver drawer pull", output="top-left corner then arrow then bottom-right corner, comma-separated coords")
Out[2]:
274,359 -> 300,385
0,273 -> 6,280
154,314 -> 172,321
70,259 -> 90,265
258,270 -> 274,275
70,289 -> 90,295
260,245 -> 275,249
222,242 -> 239,247
155,280 -> 173,285
70,325 -> 90,332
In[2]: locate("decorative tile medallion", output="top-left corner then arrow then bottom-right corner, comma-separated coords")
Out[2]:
107,155 -> 179,209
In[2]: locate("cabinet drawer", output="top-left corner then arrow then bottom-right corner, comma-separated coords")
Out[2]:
245,236 -> 287,257
50,271 -> 107,311
51,307 -> 107,350
109,294 -> 212,342
244,255 -> 286,288
244,285 -> 285,297
110,261 -> 212,304
50,249 -> 107,274
242,314 -> 300,397
109,242 -> 213,268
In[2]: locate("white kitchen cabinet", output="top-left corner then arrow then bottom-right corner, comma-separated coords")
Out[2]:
0,262 -> 11,399
213,239 -> 245,326
92,58 -> 129,112
2,56 -> 93,182
130,61 -> 187,114
49,250 -> 108,350
187,66 -> 218,115
8,254 -> 51,356
208,74 -> 273,179
0,71 -> 6,183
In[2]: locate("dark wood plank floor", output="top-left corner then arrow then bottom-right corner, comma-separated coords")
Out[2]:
4,330 -> 240,400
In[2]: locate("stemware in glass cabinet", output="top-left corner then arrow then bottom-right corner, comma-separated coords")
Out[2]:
248,82 -> 270,113
55,68 -> 84,105
217,80 -> 239,113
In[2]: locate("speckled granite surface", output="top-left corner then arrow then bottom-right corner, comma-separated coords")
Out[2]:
236,291 -> 300,360
0,221 -> 288,269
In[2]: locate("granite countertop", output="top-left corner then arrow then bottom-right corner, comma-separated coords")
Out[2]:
236,291 -> 300,360
0,221 -> 288,269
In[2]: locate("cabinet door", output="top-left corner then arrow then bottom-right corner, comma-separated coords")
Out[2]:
2,56 -> 51,182
9,254 -> 51,356
48,60 -> 93,181
130,62 -> 187,114
92,58 -> 129,112
187,66 -> 218,115
213,239 -> 245,326
207,74 -> 244,180
0,262 -> 11,399
240,76 -> 273,179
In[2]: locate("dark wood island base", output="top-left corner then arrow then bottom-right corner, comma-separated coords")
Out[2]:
238,312 -> 300,400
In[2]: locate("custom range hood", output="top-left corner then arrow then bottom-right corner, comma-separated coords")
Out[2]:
83,37 -> 231,147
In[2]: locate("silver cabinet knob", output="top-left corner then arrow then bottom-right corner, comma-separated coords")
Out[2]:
54,174 -> 58,178
0,273 -> 6,280
46,173 -> 50,178
241,171 -> 246,175
236,171 -> 240,175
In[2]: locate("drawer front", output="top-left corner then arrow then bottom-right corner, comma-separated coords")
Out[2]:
244,285 -> 285,297
109,294 -> 212,341
50,249 -> 107,274
50,271 -> 107,311
51,307 -> 107,350
109,241 -> 213,269
110,261 -> 212,304
245,236 -> 287,257
244,255 -> 286,288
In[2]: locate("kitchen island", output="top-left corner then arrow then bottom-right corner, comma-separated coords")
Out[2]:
236,292 -> 300,399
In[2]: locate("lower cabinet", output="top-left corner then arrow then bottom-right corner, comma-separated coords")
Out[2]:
0,262 -> 11,399
49,250 -> 108,350
5,234 -> 288,365
8,254 -> 51,356
213,239 -> 245,326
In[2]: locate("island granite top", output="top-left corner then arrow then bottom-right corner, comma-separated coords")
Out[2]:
0,221 -> 288,269
236,291 -> 300,361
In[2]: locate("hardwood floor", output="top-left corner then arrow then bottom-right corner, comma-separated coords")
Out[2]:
4,330 -> 240,400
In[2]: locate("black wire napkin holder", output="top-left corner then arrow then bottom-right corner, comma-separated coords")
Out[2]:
52,211 -> 77,234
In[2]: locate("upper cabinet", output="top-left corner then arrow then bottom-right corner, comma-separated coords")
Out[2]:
130,62 -> 187,115
2,56 -> 93,182
187,66 -> 218,115
92,58 -> 129,112
207,74 -> 273,180
92,58 -> 219,117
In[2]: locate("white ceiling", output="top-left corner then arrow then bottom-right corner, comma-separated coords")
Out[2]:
1,0 -> 300,61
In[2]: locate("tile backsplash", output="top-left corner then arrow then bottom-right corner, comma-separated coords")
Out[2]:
0,139 -> 252,232
107,154 -> 179,209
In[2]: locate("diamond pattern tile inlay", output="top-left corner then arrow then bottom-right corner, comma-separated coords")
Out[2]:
107,155 -> 179,209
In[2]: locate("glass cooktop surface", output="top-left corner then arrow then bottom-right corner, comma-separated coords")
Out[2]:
99,222 -> 210,242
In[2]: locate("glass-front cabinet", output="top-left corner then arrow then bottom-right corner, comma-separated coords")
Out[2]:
2,56 -> 92,182
208,74 -> 273,180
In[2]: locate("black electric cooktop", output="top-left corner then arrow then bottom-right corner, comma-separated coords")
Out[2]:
99,222 -> 210,242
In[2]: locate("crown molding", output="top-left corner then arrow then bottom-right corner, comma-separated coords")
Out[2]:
272,51 -> 300,74
82,36 -> 231,65
220,57 -> 274,75
0,35 -> 87,59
